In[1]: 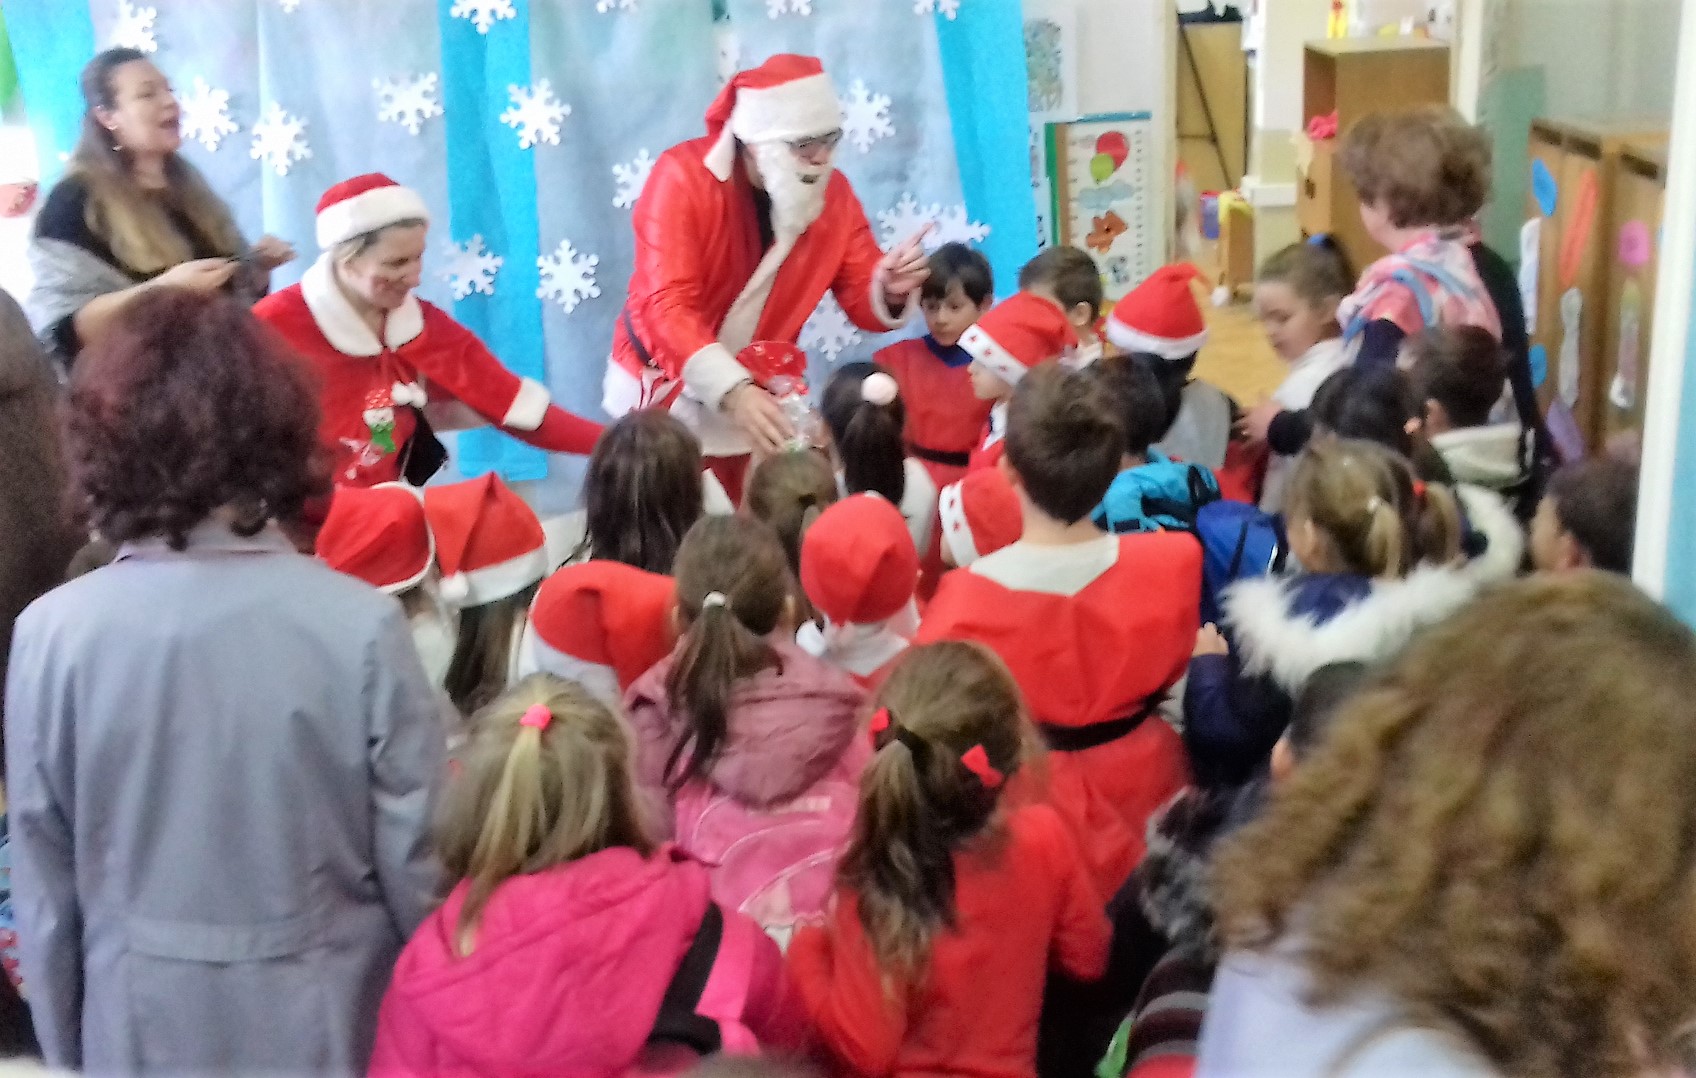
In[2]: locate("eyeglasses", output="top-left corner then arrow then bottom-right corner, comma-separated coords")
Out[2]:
787,129 -> 844,156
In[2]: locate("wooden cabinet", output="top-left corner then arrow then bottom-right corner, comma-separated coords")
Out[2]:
1297,37 -> 1450,273
1522,118 -> 1666,457
1597,142 -> 1667,445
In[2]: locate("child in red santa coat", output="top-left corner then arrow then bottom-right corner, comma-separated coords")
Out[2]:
518,560 -> 678,712
796,495 -> 921,692
960,292 -> 1081,472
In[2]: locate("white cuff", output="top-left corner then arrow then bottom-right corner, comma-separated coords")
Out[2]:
870,266 -> 913,330
682,341 -> 752,411
501,376 -> 551,431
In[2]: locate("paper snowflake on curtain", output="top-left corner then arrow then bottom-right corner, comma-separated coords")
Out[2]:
538,240 -> 601,313
449,0 -> 516,34
501,81 -> 570,149
766,0 -> 813,17
801,295 -> 862,362
110,2 -> 158,53
179,78 -> 237,152
596,0 -> 639,10
840,80 -> 894,153
250,104 -> 311,176
915,0 -> 963,18
375,74 -> 443,136
933,205 -> 991,247
611,149 -> 656,210
715,26 -> 743,85
277,0 -> 302,12
440,235 -> 504,300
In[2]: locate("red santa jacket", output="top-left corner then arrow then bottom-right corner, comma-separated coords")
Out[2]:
609,136 -> 905,455
918,533 -> 1201,890
875,336 -> 993,468
254,256 -> 602,487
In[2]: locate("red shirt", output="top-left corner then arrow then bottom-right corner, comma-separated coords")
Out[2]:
877,337 -> 994,461
789,804 -> 1110,1078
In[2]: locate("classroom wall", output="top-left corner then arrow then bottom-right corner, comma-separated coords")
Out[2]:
1511,0 -> 1676,121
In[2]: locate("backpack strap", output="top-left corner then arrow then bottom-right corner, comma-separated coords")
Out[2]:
647,903 -> 725,1055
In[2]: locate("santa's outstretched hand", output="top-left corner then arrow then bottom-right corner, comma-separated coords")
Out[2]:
879,224 -> 934,306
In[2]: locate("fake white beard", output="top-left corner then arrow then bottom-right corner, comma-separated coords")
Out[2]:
749,140 -> 831,238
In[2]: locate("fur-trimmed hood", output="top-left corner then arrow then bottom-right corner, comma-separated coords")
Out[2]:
1223,486 -> 1522,694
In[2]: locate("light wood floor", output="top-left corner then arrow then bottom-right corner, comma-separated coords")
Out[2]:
1194,298 -> 1285,406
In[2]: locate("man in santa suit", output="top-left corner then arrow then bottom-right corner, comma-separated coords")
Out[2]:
606,54 -> 931,503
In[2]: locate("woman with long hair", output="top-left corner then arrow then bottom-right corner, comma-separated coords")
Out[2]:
26,48 -> 292,368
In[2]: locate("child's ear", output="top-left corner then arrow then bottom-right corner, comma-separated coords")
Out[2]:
1270,737 -> 1296,784
1069,301 -> 1094,329
977,297 -> 995,315
996,451 -> 1021,491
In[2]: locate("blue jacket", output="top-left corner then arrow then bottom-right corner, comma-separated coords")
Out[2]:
1093,449 -> 1221,534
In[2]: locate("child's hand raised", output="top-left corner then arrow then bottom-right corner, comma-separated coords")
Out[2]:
1193,623 -> 1230,657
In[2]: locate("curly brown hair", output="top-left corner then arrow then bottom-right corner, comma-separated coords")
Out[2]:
1214,572 -> 1696,1077
1339,106 -> 1491,228
65,288 -> 328,550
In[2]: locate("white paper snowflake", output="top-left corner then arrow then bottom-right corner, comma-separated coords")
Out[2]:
537,240 -> 601,314
840,79 -> 894,154
766,0 -> 813,16
449,0 -> 516,34
178,78 -> 237,152
249,104 -> 311,176
110,1 -> 158,53
375,74 -> 443,136
612,149 -> 656,210
439,235 -> 504,300
500,80 -> 570,150
595,0 -> 638,10
801,295 -> 862,363
877,193 -> 942,247
715,26 -> 743,85
915,0 -> 963,18
932,204 -> 991,248
277,0 -> 301,12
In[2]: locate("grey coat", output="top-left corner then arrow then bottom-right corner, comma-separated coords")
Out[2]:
5,522 -> 447,1075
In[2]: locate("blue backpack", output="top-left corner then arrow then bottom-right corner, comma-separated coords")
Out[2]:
1194,500 -> 1289,625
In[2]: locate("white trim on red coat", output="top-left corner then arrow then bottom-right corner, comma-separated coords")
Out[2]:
501,376 -> 552,431
300,253 -> 424,357
960,323 -> 1033,387
970,535 -> 1120,597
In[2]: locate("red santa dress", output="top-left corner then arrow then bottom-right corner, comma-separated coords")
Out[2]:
255,256 -> 602,487
918,533 -> 1201,892
875,336 -> 993,494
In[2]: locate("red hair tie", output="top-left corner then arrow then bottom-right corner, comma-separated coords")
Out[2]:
520,704 -> 553,732
1412,479 -> 1428,503
868,707 -> 891,747
960,745 -> 1004,790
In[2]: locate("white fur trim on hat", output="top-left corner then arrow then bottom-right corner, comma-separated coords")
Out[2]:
730,72 -> 842,147
439,546 -> 548,609
959,324 -> 1029,387
1104,320 -> 1209,361
316,184 -> 430,250
376,481 -> 434,596
501,376 -> 551,431
937,480 -> 978,568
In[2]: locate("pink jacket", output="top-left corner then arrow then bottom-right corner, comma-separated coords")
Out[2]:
625,640 -> 869,945
368,847 -> 808,1078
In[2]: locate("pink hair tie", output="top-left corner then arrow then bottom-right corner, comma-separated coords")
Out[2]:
520,704 -> 553,732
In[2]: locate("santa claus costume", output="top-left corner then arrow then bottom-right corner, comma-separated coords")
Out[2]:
606,55 -> 918,503
796,495 -> 920,691
876,335 -> 994,496
518,560 -> 678,712
253,174 -> 601,489
918,529 -> 1201,892
959,293 -> 1080,473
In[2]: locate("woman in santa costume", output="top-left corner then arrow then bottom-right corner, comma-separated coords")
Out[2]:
254,174 -> 602,489
608,54 -> 931,504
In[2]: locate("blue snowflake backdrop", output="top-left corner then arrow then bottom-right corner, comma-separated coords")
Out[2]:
8,0 -> 1032,510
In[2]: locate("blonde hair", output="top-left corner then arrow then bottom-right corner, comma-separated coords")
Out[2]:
1285,438 -> 1462,578
744,448 -> 839,576
71,49 -> 243,275
436,673 -> 654,952
839,642 -> 1030,979
1214,573 -> 1696,1077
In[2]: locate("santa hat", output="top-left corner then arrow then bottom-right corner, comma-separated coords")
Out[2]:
703,54 -> 842,182
958,292 -> 1081,387
315,483 -> 432,594
801,495 -> 920,627
1105,263 -> 1208,360
423,474 -> 547,608
315,173 -> 430,250
938,468 -> 1023,568
529,561 -> 677,696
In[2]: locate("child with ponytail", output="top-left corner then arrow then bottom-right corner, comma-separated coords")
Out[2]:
1184,438 -> 1501,791
625,516 -> 868,947
790,642 -> 1110,1078
820,361 -> 939,557
369,675 -> 806,1077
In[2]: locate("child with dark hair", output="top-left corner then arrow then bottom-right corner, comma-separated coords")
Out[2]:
876,244 -> 996,496
1408,325 -> 1527,497
921,364 -> 1201,892
790,642 -> 1110,1078
1020,245 -> 1107,362
819,362 -> 938,555
1530,456 -> 1639,574
1092,354 -> 1222,534
624,516 -> 867,945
